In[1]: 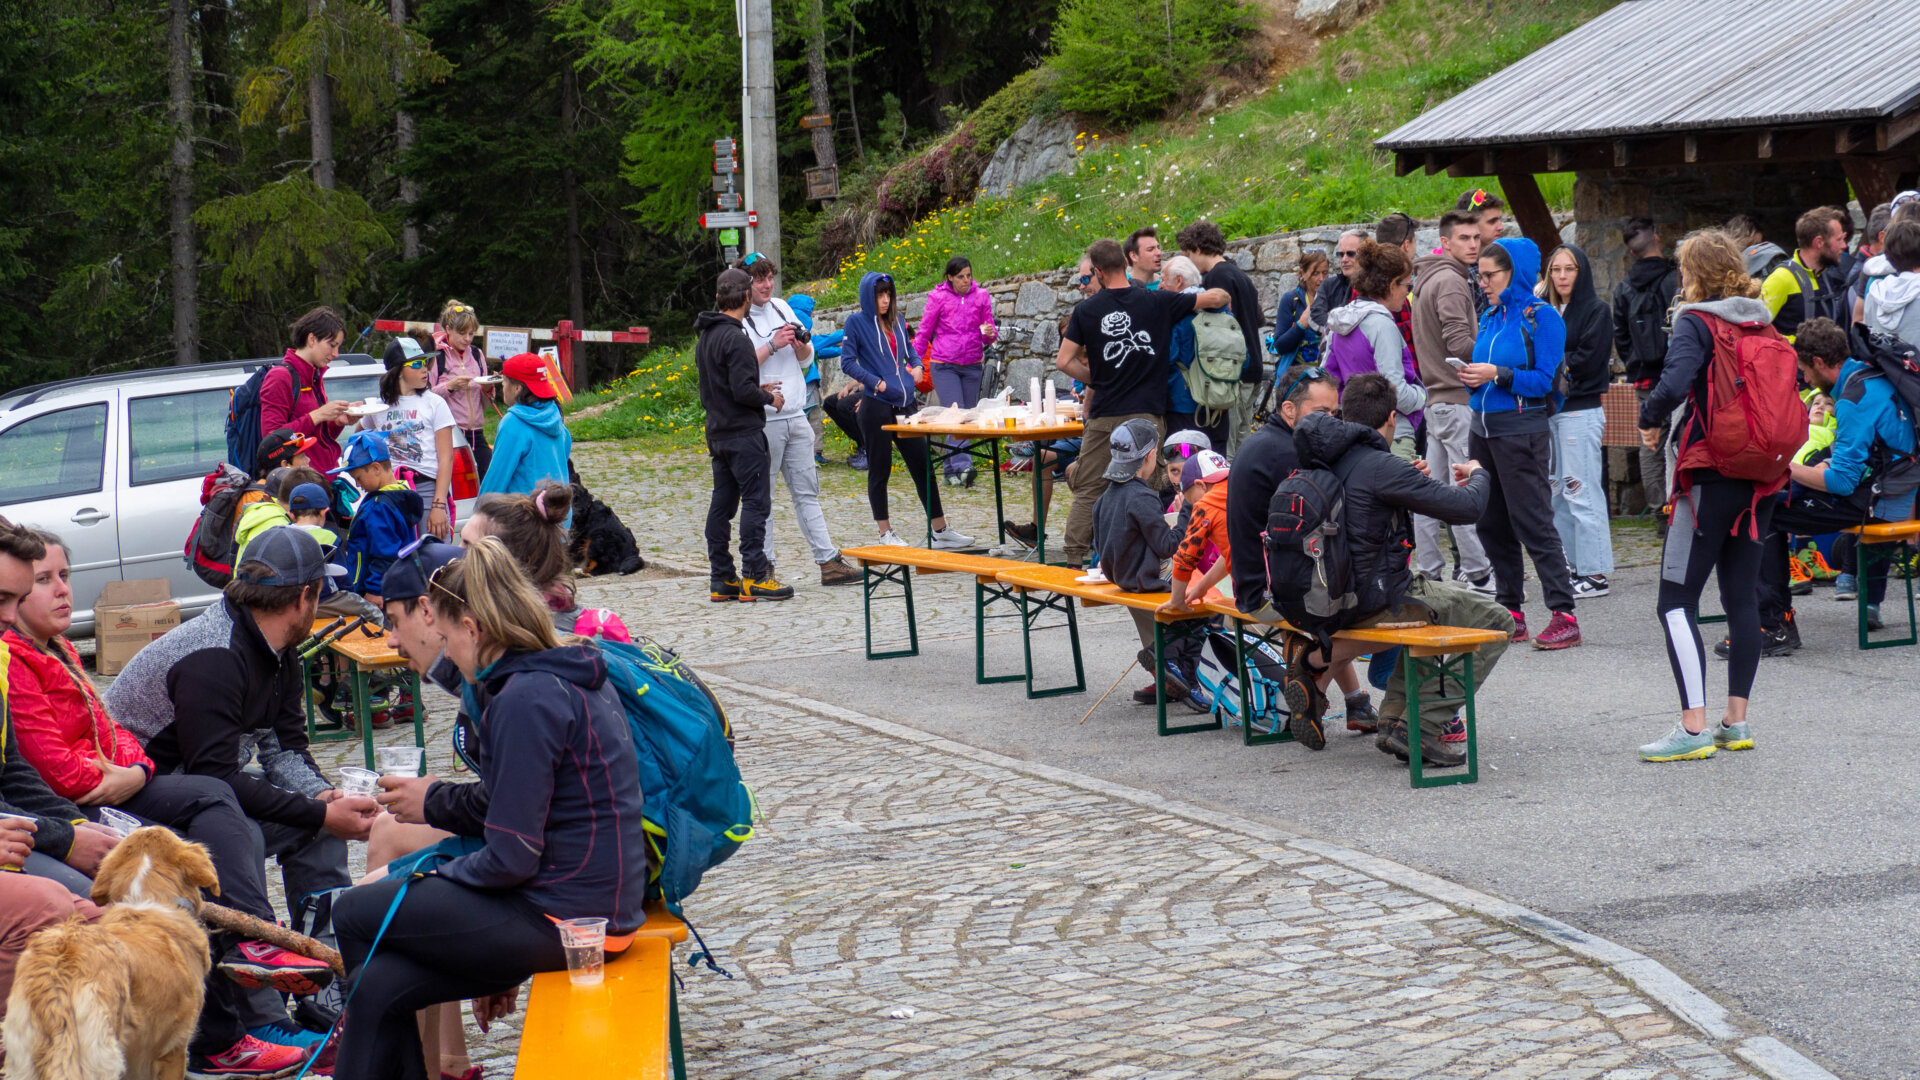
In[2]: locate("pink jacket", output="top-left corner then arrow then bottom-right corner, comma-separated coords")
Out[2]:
429,330 -> 493,430
912,281 -> 995,366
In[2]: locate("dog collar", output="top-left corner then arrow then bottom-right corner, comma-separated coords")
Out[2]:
175,897 -> 196,913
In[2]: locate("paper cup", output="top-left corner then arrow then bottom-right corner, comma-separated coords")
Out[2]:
338,767 -> 381,797
98,808 -> 141,838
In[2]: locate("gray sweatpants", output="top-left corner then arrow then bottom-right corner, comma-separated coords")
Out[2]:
1412,401 -> 1490,580
763,414 -> 839,566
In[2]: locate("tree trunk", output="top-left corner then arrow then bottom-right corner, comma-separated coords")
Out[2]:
804,0 -> 837,208
309,0 -> 334,191
391,0 -> 419,259
168,0 -> 199,366
844,30 -> 863,160
561,61 -> 586,380
198,0 -> 234,163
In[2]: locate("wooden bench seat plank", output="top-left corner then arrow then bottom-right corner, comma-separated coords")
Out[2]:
636,903 -> 689,943
841,545 -> 1030,581
1202,602 -> 1506,655
516,937 -> 671,1080
993,566 -> 1204,620
1845,521 -> 1920,542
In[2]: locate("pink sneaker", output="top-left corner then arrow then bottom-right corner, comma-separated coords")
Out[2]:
188,1034 -> 307,1078
1533,611 -> 1582,650
1508,610 -> 1528,643
219,939 -> 336,996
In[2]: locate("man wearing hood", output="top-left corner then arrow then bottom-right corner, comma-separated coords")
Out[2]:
1459,238 -> 1581,649
694,268 -> 790,601
1728,214 -> 1788,279
1545,244 -> 1616,597
1613,219 -> 1681,527
1284,375 -> 1512,767
1411,210 -> 1492,592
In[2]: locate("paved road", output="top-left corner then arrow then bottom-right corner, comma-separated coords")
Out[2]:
575,440 -> 1908,1079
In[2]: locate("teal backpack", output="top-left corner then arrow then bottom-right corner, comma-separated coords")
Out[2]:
595,635 -> 756,913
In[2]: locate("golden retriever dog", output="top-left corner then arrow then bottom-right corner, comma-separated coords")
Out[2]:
3,827 -> 220,1080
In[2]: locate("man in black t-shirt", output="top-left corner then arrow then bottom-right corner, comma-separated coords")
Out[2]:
1057,238 -> 1229,566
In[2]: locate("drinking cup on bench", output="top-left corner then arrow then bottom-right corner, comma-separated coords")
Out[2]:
557,917 -> 608,986
338,767 -> 381,797
375,745 -> 425,778
97,807 -> 141,838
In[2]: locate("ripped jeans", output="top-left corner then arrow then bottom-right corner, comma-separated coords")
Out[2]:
1548,406 -> 1613,577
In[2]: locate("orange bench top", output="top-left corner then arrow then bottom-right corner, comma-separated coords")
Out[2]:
515,936 -> 670,1080
993,565 -> 1206,622
841,545 -> 1031,581
635,902 -> 688,943
1845,520 -> 1920,541
307,618 -> 409,670
1203,601 -> 1507,656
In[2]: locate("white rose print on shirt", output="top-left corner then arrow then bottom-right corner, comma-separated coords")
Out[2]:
1100,310 -> 1153,370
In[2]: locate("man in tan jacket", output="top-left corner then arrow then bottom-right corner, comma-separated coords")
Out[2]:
1409,209 -> 1492,592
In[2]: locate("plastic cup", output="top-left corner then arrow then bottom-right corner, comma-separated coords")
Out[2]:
557,918 -> 608,986
337,767 -> 381,797
375,746 -> 425,778
97,808 -> 141,838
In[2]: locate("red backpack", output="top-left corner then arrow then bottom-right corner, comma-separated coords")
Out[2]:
1671,310 -> 1803,529
183,464 -> 260,587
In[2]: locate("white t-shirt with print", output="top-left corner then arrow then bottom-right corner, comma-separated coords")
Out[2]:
358,391 -> 456,477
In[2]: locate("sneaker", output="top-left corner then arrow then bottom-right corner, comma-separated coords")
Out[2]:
1281,635 -> 1327,750
1570,574 -> 1609,599
1834,572 -> 1858,600
1867,603 -> 1884,631
819,556 -> 861,587
1638,724 -> 1716,763
1767,616 -> 1801,656
849,449 -> 869,471
219,940 -> 335,996
876,529 -> 910,547
1508,610 -> 1529,643
1344,692 -> 1379,734
1712,634 -> 1732,660
961,465 -> 979,488
814,451 -> 827,465
1533,611 -> 1581,650
1440,712 -> 1467,743
1462,573 -> 1496,596
1006,521 -> 1038,545
1788,556 -> 1813,596
740,575 -> 795,601
188,1034 -> 308,1079
1714,720 -> 1754,751
930,526 -> 975,550
1374,717 -> 1466,768
1131,649 -> 1190,704
709,577 -> 741,602
1798,543 -> 1838,581
1183,682 -> 1213,714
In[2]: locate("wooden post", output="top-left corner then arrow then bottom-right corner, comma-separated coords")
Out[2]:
1842,156 -> 1898,216
1498,172 -> 1561,252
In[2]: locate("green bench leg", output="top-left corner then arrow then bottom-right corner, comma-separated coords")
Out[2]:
1230,624 -> 1293,746
1405,652 -> 1478,789
1859,544 -> 1918,650
861,564 -> 919,660
975,580 -> 1024,684
669,975 -> 687,1080
1697,612 -> 1728,625
352,664 -> 376,770
1155,620 -> 1221,736
1015,588 -> 1086,698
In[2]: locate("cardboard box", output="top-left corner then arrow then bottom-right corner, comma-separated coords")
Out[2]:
94,579 -> 179,675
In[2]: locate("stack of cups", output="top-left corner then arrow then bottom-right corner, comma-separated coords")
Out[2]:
558,918 -> 609,986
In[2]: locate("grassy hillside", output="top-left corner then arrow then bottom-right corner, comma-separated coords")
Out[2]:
805,0 -> 1613,306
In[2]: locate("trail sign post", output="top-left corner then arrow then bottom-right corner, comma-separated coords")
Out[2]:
705,134 -> 752,263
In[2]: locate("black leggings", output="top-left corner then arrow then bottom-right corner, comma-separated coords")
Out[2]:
857,396 -> 944,524
332,875 -> 567,1080
1657,480 -> 1772,709
823,391 -> 864,451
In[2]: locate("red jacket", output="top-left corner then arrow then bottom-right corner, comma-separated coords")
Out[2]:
258,349 -> 345,472
3,629 -> 152,801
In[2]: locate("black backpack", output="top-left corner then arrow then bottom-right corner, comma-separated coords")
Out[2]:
1785,262 -> 1846,326
1621,267 -> 1675,368
1262,460 -> 1365,650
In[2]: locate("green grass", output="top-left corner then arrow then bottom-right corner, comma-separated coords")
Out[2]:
562,342 -> 707,446
801,0 -> 1609,306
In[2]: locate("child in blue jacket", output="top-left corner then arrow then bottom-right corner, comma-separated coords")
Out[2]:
481,353 -> 574,528
329,430 -> 424,600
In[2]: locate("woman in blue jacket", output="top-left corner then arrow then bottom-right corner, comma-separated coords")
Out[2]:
330,538 -> 648,1080
1459,238 -> 1581,649
840,271 -> 973,549
480,353 -> 573,527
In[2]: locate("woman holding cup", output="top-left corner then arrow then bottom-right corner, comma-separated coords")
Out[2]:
331,538 -> 648,1080
913,256 -> 997,487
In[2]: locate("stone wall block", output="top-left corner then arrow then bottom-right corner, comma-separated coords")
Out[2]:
1015,280 -> 1055,316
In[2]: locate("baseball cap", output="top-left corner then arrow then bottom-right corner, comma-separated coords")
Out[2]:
1180,449 -> 1231,488
501,352 -> 558,400
718,267 -> 753,293
232,526 -> 346,587
258,428 -> 318,471
1162,428 -> 1212,458
329,430 -> 392,475
379,537 -> 465,605
287,483 -> 331,514
1103,418 -> 1162,481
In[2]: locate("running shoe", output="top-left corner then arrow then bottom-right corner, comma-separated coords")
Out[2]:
1533,611 -> 1581,650
244,1023 -> 328,1055
1867,603 -> 1884,631
220,940 -> 335,996
740,576 -> 794,602
1788,556 -> 1813,596
1440,712 -> 1467,744
1570,574 -> 1609,599
1129,648 -> 1190,704
188,1035 -> 307,1079
1460,572 -> 1496,597
1798,543 -> 1838,581
1638,725 -> 1716,762
1714,720 -> 1754,751
930,526 -> 975,550
1508,610 -> 1529,643
848,449 -> 868,471
1834,572 -> 1858,600
876,529 -> 910,547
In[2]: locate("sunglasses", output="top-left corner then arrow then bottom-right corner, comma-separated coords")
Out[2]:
1468,188 -> 1490,208
1077,273 -> 1093,285
1164,443 -> 1205,459
1336,250 -> 1358,259
743,252 -> 765,266
403,358 -> 427,370
1275,365 -> 1330,408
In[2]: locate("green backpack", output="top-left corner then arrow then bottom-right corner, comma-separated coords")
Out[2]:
1186,309 -> 1246,423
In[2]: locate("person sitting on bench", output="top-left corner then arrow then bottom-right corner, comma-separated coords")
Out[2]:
1281,374 -> 1514,767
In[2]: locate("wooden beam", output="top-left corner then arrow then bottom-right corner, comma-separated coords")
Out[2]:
1685,134 -> 1699,163
1394,152 -> 1419,178
1758,130 -> 1775,159
1546,144 -> 1572,172
1837,124 -> 1875,155
1497,172 -> 1560,253
1612,140 -> 1632,168
1482,149 -> 1499,175
1842,156 -> 1899,214
1878,110 -> 1920,151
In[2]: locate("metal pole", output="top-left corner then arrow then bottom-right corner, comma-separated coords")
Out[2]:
736,0 -> 753,257
742,0 -> 779,280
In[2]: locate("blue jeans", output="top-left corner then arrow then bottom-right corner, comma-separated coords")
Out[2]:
1548,407 -> 1613,577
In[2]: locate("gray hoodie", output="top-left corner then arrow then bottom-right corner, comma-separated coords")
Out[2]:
1864,262 -> 1920,348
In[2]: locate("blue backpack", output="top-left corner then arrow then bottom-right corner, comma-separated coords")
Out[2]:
595,635 -> 754,912
226,362 -> 301,472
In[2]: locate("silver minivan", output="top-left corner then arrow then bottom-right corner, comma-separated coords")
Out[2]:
0,355 -> 478,636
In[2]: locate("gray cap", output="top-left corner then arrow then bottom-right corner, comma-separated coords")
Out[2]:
233,525 -> 347,588
1103,418 -> 1161,481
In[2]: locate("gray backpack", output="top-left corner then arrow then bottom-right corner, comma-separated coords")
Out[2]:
1186,309 -> 1245,422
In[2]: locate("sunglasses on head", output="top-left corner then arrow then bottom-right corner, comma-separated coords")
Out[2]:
743,252 -> 765,267
1468,188 -> 1490,208
1275,365 -> 1330,409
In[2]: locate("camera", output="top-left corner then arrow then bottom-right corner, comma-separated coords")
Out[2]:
788,323 -> 811,344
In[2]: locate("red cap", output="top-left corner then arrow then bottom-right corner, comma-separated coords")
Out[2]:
501,353 -> 558,399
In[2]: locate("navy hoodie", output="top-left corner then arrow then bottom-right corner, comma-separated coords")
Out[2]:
840,272 -> 919,409
335,484 -> 423,594
440,645 -> 650,931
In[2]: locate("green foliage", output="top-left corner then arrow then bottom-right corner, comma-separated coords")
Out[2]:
195,175 -> 392,301
239,2 -> 451,129
564,342 -> 705,443
1051,0 -> 1257,124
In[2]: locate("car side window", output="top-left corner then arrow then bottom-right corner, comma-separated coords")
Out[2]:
129,389 -> 228,485
0,404 -> 109,505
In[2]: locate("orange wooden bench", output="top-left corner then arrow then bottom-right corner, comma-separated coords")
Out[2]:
840,544 -> 1038,684
1843,520 -> 1920,649
516,904 -> 690,1080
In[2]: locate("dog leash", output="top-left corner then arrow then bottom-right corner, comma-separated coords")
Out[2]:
291,875 -> 415,1080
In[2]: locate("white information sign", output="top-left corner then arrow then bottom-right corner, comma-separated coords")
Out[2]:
488,328 -> 530,359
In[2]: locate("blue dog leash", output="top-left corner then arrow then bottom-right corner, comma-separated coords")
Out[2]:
290,875 -> 415,1080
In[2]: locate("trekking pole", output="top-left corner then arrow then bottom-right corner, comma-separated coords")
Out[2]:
1078,658 -> 1139,725
296,617 -> 346,655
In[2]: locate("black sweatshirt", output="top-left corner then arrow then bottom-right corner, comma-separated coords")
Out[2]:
0,686 -> 85,860
1225,418 -> 1301,613
694,310 -> 774,447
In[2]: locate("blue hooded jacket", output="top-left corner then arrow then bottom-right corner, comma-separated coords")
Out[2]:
481,398 -> 574,526
1470,238 -> 1566,437
786,294 -> 843,377
840,272 -> 919,409
441,645 -> 650,931
334,483 -> 422,594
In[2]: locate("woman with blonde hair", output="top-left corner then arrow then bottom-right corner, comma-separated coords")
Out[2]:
430,300 -> 496,478
1635,229 -> 1779,762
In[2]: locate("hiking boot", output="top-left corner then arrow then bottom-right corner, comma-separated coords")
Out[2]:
1834,572 -> 1858,600
1440,712 -> 1467,743
1006,521 -> 1039,545
1374,717 -> 1466,768
1508,610 -> 1528,643
709,577 -> 742,602
1714,720 -> 1755,751
1533,611 -> 1581,650
819,556 -> 860,587
1570,574 -> 1609,599
1280,635 -> 1327,750
1798,543 -> 1838,581
1788,556 -> 1813,595
849,449 -> 868,471
1867,603 -> 1884,631
1638,724 -> 1716,762
930,526 -> 975,550
221,941 -> 335,996
740,576 -> 794,601
188,1034 -> 307,1079
1344,691 -> 1379,734
877,529 -> 910,547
